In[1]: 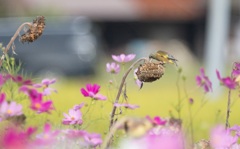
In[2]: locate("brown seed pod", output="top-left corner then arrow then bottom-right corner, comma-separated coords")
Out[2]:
136,62 -> 165,82
194,139 -> 211,149
123,117 -> 153,138
20,16 -> 45,43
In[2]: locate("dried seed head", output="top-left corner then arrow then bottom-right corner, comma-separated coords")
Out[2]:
136,62 -> 165,82
168,117 -> 182,132
123,117 -> 153,138
194,139 -> 210,149
20,16 -> 45,43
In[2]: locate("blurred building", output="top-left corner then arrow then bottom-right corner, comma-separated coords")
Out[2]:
0,0 -> 239,77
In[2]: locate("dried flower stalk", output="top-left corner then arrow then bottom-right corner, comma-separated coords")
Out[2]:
0,16 -> 45,67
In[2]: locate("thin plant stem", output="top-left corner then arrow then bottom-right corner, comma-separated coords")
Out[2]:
225,62 -> 235,129
102,117 -> 131,149
183,79 -> 194,146
0,22 -> 32,67
188,105 -> 194,147
107,58 -> 147,147
192,94 -> 207,118
176,70 -> 182,119
225,89 -> 231,128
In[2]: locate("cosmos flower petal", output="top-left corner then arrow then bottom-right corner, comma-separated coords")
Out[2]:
81,88 -> 89,97
94,94 -> 107,100
92,84 -> 100,94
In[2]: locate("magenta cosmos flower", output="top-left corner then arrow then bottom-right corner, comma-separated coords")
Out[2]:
62,109 -> 83,125
0,126 -> 37,149
11,75 -> 32,85
30,93 -> 54,114
33,78 -> 57,96
114,103 -> 139,110
146,116 -> 166,126
0,93 -> 6,105
196,68 -> 212,93
20,86 -> 54,113
80,84 -> 107,100
112,54 -> 136,63
106,62 -> 120,74
216,70 -> 237,89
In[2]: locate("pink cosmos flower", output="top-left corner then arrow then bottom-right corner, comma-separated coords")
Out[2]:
62,109 -> 83,125
80,84 -> 107,100
73,102 -> 84,111
112,54 -> 136,63
30,93 -> 54,113
114,103 -> 139,110
33,78 -> 57,96
106,62 -> 120,74
63,129 -> 87,140
196,68 -> 212,92
62,129 -> 102,148
84,132 -> 102,148
134,68 -> 143,89
232,62 -> 240,78
35,123 -> 59,146
216,70 -> 237,89
120,127 -> 184,149
146,116 -> 167,126
0,101 -> 23,119
230,125 -> 240,137
210,125 -> 238,149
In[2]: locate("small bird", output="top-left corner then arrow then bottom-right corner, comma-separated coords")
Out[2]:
149,50 -> 178,66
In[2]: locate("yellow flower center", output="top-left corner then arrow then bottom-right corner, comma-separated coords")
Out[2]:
7,110 -> 12,114
44,134 -> 49,139
43,84 -> 48,89
35,103 -> 41,109
235,75 -> 240,85
71,117 -> 75,120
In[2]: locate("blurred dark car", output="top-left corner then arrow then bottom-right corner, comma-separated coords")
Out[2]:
0,16 -> 99,77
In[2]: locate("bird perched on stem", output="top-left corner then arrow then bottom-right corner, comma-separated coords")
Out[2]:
149,50 -> 178,66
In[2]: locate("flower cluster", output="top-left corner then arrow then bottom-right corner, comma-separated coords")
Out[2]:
1,46 -> 240,149
119,117 -> 184,149
210,125 -> 240,148
20,86 -> 54,113
196,66 -> 240,92
106,54 -> 136,76
0,123 -> 102,148
33,78 -> 57,96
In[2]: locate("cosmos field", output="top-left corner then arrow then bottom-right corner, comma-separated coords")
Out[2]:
0,16 -> 240,149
